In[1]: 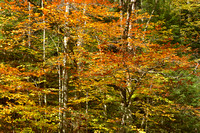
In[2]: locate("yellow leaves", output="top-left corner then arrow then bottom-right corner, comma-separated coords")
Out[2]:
132,111 -> 144,118
4,115 -> 12,123
41,8 -> 49,15
34,13 -> 40,17
114,70 -> 126,81
137,129 -> 146,133
1,107 -> 11,115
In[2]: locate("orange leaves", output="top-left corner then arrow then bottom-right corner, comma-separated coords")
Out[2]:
0,64 -> 20,76
68,0 -> 111,5
0,64 -> 38,91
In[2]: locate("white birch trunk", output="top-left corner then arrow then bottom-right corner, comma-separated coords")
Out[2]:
143,9 -> 155,41
127,0 -> 137,54
120,0 -> 124,40
41,0 -> 47,107
42,0 -> 45,63
62,2 -> 70,132
50,35 -> 62,132
28,2 -> 31,48
127,0 -> 136,49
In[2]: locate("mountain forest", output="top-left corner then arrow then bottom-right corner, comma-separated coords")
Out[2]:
0,0 -> 199,132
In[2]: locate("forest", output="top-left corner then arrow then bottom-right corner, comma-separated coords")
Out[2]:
0,0 -> 199,132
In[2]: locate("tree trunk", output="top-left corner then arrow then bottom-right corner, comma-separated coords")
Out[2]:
120,1 -> 137,132
61,2 -> 70,132
122,0 -> 136,41
28,1 -> 31,48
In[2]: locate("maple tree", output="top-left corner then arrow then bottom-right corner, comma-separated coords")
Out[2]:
0,0 -> 199,132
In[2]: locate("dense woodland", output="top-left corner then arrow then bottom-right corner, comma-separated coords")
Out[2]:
0,0 -> 199,132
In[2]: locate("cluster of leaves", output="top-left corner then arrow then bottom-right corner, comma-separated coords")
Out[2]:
0,63 -> 59,132
141,0 -> 200,53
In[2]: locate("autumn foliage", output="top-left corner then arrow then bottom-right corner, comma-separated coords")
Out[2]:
0,0 -> 199,132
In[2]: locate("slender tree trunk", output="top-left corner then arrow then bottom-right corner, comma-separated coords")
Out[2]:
86,88 -> 88,132
62,57 -> 69,132
28,1 -> 31,48
143,0 -> 157,41
122,0 -> 136,40
121,99 -> 133,133
40,0 -> 47,108
58,52 -> 62,133
119,0 -> 124,40
121,101 -> 127,133
120,1 -> 136,132
127,0 -> 136,53
145,98 -> 149,132
42,0 -> 45,63
62,2 -> 70,132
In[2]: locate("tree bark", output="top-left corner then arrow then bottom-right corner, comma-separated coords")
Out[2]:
28,1 -> 31,48
61,2 -> 70,132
